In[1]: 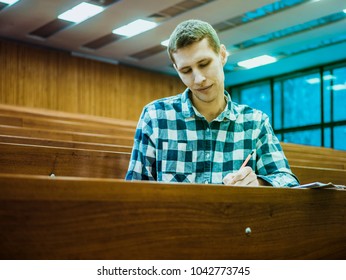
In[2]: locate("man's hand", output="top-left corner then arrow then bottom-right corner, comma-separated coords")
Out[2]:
223,166 -> 270,186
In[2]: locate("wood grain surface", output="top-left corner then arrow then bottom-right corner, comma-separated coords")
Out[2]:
0,174 -> 345,260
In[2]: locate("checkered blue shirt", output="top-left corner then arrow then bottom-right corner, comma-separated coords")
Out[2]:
126,89 -> 299,187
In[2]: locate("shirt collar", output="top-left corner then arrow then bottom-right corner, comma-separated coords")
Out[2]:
181,88 -> 238,121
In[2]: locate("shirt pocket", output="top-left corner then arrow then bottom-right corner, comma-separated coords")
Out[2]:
160,140 -> 193,183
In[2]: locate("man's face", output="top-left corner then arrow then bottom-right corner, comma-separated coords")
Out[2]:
172,38 -> 227,105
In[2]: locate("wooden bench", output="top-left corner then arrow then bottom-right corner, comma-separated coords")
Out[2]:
282,142 -> 346,157
0,114 -> 136,138
0,125 -> 135,146
282,142 -> 346,170
1,140 -> 345,185
0,142 -> 131,179
288,159 -> 345,170
0,105 -> 137,147
285,151 -> 346,168
0,174 -> 345,260
0,104 -> 137,130
291,165 -> 346,185
0,135 -> 132,153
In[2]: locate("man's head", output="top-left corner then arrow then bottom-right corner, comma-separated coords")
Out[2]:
167,20 -> 228,115
168,19 -> 221,64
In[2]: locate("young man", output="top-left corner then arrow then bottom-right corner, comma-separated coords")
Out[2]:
125,19 -> 299,187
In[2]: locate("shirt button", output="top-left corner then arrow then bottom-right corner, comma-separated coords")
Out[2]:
206,153 -> 210,159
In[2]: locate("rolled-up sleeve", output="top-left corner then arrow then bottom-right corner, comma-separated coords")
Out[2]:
255,114 -> 299,187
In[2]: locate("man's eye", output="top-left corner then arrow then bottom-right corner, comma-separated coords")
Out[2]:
181,69 -> 191,74
200,62 -> 210,67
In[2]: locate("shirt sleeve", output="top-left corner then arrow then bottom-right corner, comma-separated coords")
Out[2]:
125,107 -> 157,181
255,113 -> 300,187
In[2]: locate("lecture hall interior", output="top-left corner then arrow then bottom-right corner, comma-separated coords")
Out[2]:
0,0 -> 345,260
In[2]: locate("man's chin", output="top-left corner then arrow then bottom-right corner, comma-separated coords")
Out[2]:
192,93 -> 217,104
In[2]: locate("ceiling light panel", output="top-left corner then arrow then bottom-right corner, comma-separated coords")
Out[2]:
112,19 -> 157,37
58,2 -> 104,24
0,0 -> 19,10
0,0 -> 20,4
306,75 -> 336,84
237,55 -> 277,69
328,84 -> 346,91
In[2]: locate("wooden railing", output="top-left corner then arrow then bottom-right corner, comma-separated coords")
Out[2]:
0,174 -> 345,260
0,142 -> 130,179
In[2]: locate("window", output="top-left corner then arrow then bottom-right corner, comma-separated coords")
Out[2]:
228,61 -> 346,150
284,129 -> 321,146
332,67 -> 346,122
334,126 -> 346,150
323,70 -> 332,123
283,72 -> 321,128
238,82 -> 272,121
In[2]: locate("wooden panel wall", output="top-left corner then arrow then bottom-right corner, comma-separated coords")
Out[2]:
0,39 -> 185,121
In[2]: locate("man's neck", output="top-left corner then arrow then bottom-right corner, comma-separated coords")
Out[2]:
191,92 -> 227,123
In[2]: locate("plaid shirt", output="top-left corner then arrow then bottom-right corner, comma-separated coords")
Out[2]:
126,89 -> 299,187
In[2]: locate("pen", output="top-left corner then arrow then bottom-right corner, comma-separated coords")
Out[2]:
240,150 -> 255,168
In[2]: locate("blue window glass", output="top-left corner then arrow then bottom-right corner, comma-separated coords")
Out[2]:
283,73 -> 321,128
324,128 -> 331,148
240,82 -> 272,121
276,133 -> 282,141
334,126 -> 346,150
284,129 -> 321,146
332,67 -> 346,122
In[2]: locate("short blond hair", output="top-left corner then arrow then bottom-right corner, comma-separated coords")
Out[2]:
168,19 -> 221,63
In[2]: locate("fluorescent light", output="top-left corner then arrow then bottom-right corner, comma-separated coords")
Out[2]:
306,78 -> 320,84
58,2 -> 104,24
0,0 -> 19,4
237,55 -> 277,69
306,75 -> 336,84
112,19 -> 157,38
161,39 -> 169,47
323,74 -> 336,81
328,84 -> 346,91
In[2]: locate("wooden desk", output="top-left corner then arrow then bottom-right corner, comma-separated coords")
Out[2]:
0,174 -> 345,260
0,142 -> 131,178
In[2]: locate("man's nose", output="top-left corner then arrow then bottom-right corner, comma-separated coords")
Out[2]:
194,71 -> 206,84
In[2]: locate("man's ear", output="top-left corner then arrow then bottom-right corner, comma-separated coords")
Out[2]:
220,44 -> 228,66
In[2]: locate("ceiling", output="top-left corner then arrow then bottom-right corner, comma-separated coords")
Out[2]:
0,0 -> 345,87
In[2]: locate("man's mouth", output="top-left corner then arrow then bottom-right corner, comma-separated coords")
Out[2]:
196,84 -> 212,92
